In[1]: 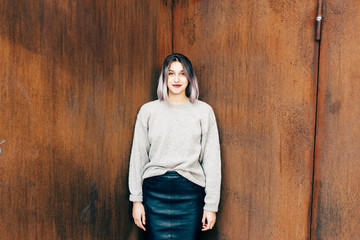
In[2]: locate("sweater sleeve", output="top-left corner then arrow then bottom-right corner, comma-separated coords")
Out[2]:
128,108 -> 150,202
201,109 -> 222,212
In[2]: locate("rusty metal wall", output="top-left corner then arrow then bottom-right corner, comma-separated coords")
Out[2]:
0,0 -> 172,239
2,0 -> 359,240
173,1 -> 318,239
311,1 -> 360,239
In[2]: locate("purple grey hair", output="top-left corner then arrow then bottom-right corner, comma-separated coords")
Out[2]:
157,53 -> 199,103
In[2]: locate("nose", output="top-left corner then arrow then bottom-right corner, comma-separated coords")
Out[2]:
174,74 -> 180,82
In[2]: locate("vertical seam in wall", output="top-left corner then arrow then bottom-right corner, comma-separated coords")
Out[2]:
171,0 -> 174,52
309,17 -> 322,240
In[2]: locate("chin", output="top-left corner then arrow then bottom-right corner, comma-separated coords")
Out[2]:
173,91 -> 186,95
170,88 -> 186,95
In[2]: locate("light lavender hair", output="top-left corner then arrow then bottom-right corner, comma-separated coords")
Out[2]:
157,53 -> 199,103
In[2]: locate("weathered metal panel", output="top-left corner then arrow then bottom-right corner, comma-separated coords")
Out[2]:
173,1 -> 318,239
0,0 -> 172,239
311,1 -> 360,239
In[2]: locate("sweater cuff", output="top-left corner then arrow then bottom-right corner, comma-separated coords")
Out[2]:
203,203 -> 218,212
129,194 -> 143,202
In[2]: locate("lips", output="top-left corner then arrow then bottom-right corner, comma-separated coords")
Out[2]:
172,84 -> 182,88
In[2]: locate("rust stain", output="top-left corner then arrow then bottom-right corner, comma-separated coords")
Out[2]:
328,100 -> 342,114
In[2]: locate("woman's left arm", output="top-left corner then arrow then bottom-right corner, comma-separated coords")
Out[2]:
201,108 -> 221,230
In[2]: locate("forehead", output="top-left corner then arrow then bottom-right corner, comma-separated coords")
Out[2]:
169,61 -> 184,71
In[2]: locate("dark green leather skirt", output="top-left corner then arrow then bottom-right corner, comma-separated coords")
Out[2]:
143,171 -> 205,240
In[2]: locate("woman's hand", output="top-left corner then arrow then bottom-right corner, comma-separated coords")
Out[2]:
201,210 -> 216,231
132,202 -> 146,231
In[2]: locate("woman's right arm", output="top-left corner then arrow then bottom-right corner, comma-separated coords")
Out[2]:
128,108 -> 150,202
128,108 -> 150,231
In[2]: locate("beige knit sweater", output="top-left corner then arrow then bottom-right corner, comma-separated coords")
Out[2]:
128,99 -> 221,212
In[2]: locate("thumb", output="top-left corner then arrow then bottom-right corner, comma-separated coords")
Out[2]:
202,212 -> 206,225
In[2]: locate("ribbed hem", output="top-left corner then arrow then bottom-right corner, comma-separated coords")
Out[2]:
129,195 -> 143,202
203,204 -> 218,213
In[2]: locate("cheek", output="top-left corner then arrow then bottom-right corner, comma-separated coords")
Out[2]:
185,79 -> 189,88
181,77 -> 189,85
167,77 -> 172,86
168,75 -> 177,82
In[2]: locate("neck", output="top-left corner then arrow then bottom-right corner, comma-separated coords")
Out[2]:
168,94 -> 190,105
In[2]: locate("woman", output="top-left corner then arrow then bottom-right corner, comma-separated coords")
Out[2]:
128,53 -> 221,240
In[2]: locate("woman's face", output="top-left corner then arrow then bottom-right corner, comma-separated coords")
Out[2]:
167,61 -> 188,98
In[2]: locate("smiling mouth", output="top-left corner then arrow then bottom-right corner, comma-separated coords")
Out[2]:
172,84 -> 182,88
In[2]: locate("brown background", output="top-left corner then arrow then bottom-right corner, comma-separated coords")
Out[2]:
0,0 -> 359,239
311,0 -> 360,239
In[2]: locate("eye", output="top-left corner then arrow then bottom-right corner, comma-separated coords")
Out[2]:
181,72 -> 185,75
168,72 -> 173,75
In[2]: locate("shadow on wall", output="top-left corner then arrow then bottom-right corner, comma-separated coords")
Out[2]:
0,1 -> 118,79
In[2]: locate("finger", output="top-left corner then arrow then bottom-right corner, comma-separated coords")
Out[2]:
202,223 -> 210,231
139,223 -> 146,231
142,212 -> 146,225
202,220 -> 215,231
202,225 -> 210,231
202,213 -> 206,225
136,221 -> 146,231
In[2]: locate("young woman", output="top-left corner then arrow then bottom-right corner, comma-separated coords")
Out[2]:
128,53 -> 221,240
